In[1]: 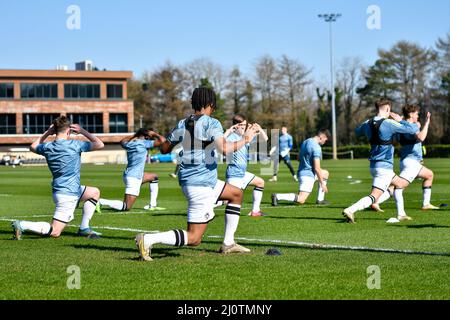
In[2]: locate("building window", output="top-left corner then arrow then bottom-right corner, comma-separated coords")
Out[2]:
109,113 -> 128,133
107,84 -> 123,99
23,114 -> 59,134
20,84 -> 58,99
0,114 -> 16,134
64,84 -> 100,99
68,114 -> 103,133
0,83 -> 14,99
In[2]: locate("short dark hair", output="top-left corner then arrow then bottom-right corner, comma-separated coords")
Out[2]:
317,128 -> 331,139
375,99 -> 392,110
52,116 -> 71,134
134,128 -> 149,138
402,104 -> 420,119
232,114 -> 246,125
191,87 -> 217,111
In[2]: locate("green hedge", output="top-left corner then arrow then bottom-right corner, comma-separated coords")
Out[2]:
321,145 -> 450,159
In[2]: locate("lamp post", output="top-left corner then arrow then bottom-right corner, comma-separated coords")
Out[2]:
318,13 -> 341,160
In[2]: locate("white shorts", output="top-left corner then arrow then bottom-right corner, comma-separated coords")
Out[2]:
123,176 -> 142,196
370,168 -> 396,192
181,180 -> 226,224
298,175 -> 317,193
226,172 -> 256,190
399,158 -> 423,183
52,186 -> 86,224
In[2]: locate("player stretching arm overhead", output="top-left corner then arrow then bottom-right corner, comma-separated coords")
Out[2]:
221,115 -> 268,217
372,105 -> 439,216
342,99 -> 419,223
134,87 -> 258,261
12,116 -> 104,240
98,128 -> 166,212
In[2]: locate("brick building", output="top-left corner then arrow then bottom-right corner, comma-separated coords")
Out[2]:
0,64 -> 134,147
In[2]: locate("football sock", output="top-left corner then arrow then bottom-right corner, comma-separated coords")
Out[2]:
223,204 -> 241,246
423,187 -> 432,207
99,198 -> 127,211
276,193 -> 297,202
252,187 -> 264,212
347,195 -> 376,214
377,190 -> 391,204
394,188 -> 406,217
80,198 -> 97,230
317,179 -> 328,202
19,221 -> 51,236
149,179 -> 159,207
143,229 -> 187,248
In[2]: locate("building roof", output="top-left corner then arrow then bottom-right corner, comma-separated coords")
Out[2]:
0,69 -> 133,80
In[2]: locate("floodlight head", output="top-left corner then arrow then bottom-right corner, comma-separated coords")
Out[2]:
318,13 -> 342,22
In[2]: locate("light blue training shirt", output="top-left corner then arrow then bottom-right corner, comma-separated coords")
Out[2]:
36,139 -> 92,196
122,139 -> 155,180
355,117 -> 419,169
225,132 -> 249,179
297,138 -> 322,178
167,114 -> 224,188
279,133 -> 293,155
397,123 -> 422,161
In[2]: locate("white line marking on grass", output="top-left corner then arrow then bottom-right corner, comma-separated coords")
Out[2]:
0,194 -> 12,197
1,217 -> 448,257
8,215 -> 54,218
0,218 -> 160,234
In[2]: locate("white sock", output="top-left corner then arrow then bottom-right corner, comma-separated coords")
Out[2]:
80,199 -> 97,230
224,204 -> 241,246
143,229 -> 187,248
377,190 -> 391,205
99,198 -> 126,211
347,195 -> 375,214
19,221 -> 51,235
149,180 -> 159,207
394,188 -> 406,217
317,180 -> 328,202
423,187 -> 432,207
276,193 -> 297,202
252,187 -> 264,212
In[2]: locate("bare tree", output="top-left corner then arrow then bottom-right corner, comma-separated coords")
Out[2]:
183,58 -> 227,97
254,55 -> 281,128
278,55 -> 312,142
436,30 -> 450,73
337,57 -> 364,144
225,66 -> 247,115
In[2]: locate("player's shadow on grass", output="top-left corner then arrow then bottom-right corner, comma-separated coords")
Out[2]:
264,215 -> 345,223
389,224 -> 450,229
263,214 -> 392,223
68,244 -> 182,260
61,231 -> 136,241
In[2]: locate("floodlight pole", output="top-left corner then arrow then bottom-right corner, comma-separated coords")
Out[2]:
318,13 -> 341,160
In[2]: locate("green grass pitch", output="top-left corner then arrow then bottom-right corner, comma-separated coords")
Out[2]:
0,159 -> 449,300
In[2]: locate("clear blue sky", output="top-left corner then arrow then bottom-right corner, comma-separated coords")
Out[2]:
1,0 -> 449,83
